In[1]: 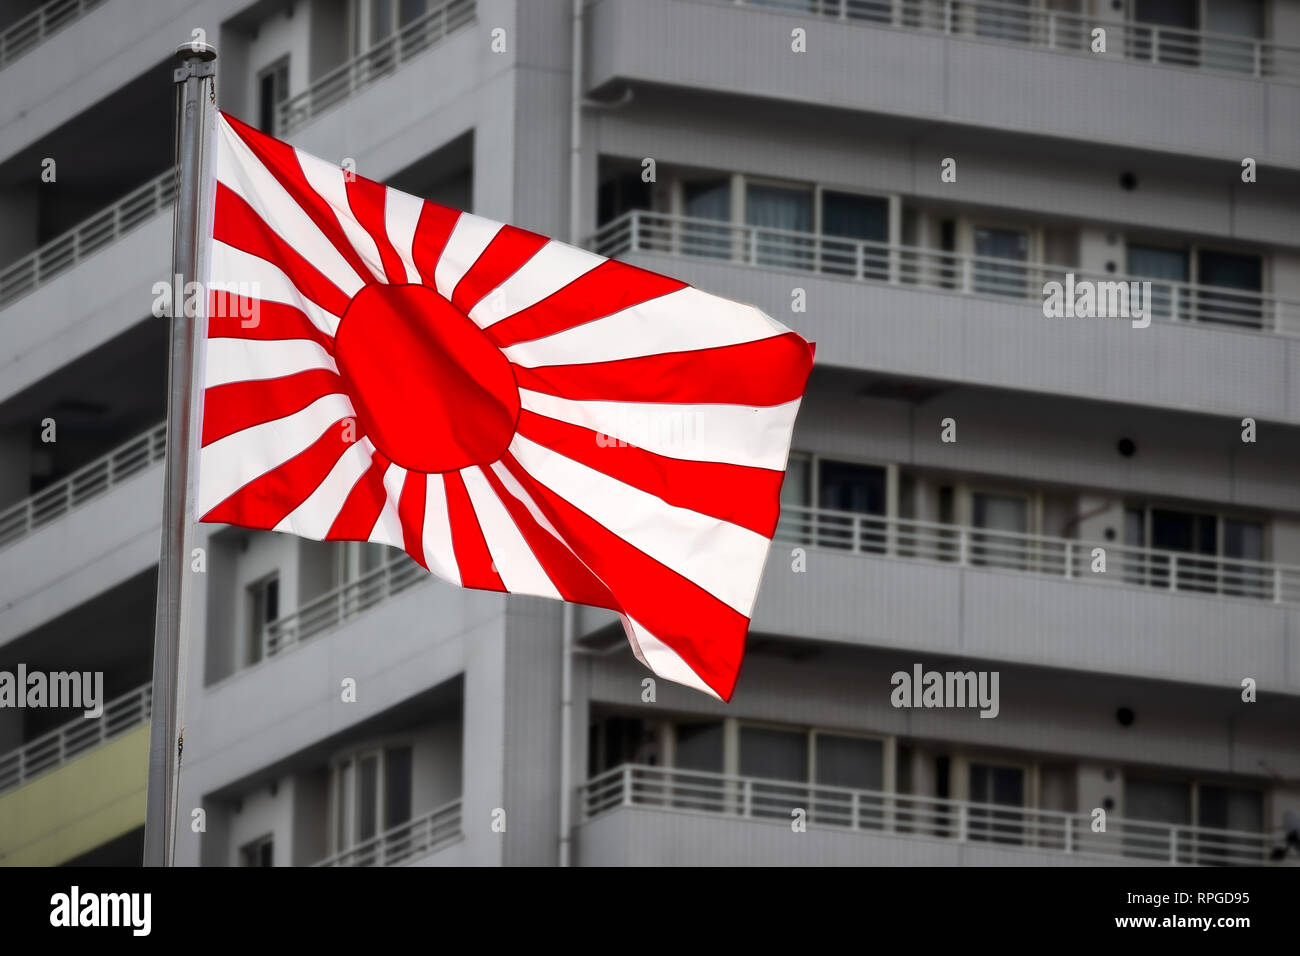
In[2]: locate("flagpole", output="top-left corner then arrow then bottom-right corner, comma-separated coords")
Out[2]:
144,41 -> 217,867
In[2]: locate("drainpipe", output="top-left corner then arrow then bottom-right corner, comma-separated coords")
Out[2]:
558,0 -> 584,870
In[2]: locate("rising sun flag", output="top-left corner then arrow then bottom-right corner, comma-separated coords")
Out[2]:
196,111 -> 814,701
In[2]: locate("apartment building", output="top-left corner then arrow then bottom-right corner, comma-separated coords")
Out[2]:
1,0 -> 1299,867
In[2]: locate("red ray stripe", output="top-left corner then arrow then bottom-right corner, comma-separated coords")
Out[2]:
202,369 -> 345,448
450,226 -> 549,315
512,332 -> 815,407
222,112 -> 375,288
208,294 -> 336,354
500,452 -> 748,700
442,471 -> 506,592
410,201 -> 460,289
514,409 -> 783,537
346,177 -> 407,284
199,418 -> 353,528
214,183 -> 354,318
326,451 -> 392,540
398,471 -> 428,569
479,465 -> 620,611
484,259 -> 686,349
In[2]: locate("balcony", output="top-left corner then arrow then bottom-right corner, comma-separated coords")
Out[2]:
0,422 -> 164,552
0,682 -> 151,795
0,168 -> 174,313
278,0 -> 476,136
0,427 -> 163,649
261,549 -> 429,662
314,799 -> 463,867
754,505 -> 1300,692
586,0 -> 1300,166
0,684 -> 150,866
592,211 -> 1300,422
728,0 -> 1300,84
777,504 -> 1300,606
0,0 -> 106,71
578,765 -> 1288,866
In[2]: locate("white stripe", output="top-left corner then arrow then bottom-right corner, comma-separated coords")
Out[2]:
468,240 -> 605,329
198,393 -> 353,517
421,474 -> 461,587
489,460 -> 567,544
273,437 -> 373,539
502,286 -> 786,366
205,337 -> 337,388
216,116 -> 368,297
622,615 -> 722,700
294,148 -> 389,284
433,213 -> 502,300
460,467 -> 563,599
209,241 -> 345,337
383,188 -> 424,284
508,433 -> 770,615
370,464 -> 407,547
519,388 -> 800,471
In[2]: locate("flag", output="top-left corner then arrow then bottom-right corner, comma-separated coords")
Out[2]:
197,111 -> 814,701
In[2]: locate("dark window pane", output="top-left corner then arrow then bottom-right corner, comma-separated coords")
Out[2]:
384,746 -> 413,829
675,721 -> 723,772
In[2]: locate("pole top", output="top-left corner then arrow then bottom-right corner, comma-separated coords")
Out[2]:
174,41 -> 217,62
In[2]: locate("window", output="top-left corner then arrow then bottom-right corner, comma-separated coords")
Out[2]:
968,762 -> 1026,844
973,226 -> 1029,297
1125,505 -> 1266,596
745,183 -> 813,269
1127,243 -> 1189,319
740,726 -> 808,819
1126,775 -> 1264,865
818,460 -> 887,552
331,744 -> 415,859
246,574 -> 279,666
239,834 -> 274,867
821,191 -> 888,278
682,178 -> 731,259
1133,0 -> 1199,67
971,493 -> 1029,570
672,721 -> 724,811
256,59 -> 289,136
813,733 -> 884,828
1196,249 -> 1263,329
975,0 -> 1031,44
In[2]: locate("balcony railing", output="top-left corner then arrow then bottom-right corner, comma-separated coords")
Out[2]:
278,0 -> 476,135
0,421 -> 166,552
315,798 -> 463,866
261,550 -> 427,661
0,167 -> 176,310
776,504 -> 1300,606
0,682 -> 151,794
582,764 -> 1287,866
724,0 -> 1300,83
0,0 -> 105,71
591,211 -> 1299,337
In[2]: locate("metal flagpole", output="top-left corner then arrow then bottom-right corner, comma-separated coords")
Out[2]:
144,41 -> 217,867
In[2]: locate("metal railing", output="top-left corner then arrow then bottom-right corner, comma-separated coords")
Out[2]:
261,551 -> 427,660
582,764 -> 1285,866
775,504 -> 1300,605
315,798 -> 463,866
0,682 -> 151,794
591,210 -> 1299,336
726,0 -> 1300,82
0,421 -> 166,551
0,0 -> 105,70
0,167 -> 176,310
278,0 -> 476,135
